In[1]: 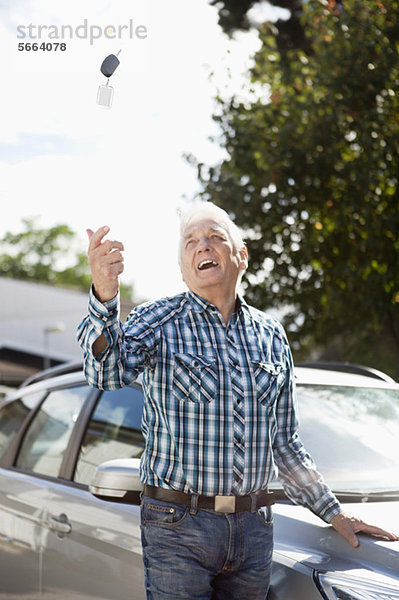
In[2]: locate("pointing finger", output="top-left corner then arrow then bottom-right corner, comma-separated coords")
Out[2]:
88,226 -> 110,251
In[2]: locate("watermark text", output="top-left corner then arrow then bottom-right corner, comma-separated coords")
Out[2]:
17,19 -> 148,46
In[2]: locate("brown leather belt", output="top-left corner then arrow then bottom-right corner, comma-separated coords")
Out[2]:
143,484 -> 274,513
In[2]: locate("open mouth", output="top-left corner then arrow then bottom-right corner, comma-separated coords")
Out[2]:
197,260 -> 218,271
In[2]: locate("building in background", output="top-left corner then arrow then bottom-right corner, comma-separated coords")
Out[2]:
0,278 -> 135,387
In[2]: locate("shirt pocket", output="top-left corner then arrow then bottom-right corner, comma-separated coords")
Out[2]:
251,361 -> 286,408
172,353 -> 217,403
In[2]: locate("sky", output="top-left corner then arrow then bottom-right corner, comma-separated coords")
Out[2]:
0,0 -> 286,302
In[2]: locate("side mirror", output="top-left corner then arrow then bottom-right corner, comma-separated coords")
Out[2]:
89,458 -> 142,504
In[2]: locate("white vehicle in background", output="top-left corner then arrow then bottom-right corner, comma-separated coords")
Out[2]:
0,362 -> 398,599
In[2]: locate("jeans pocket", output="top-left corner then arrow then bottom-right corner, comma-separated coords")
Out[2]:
142,497 -> 189,528
172,353 -> 217,403
251,361 -> 285,408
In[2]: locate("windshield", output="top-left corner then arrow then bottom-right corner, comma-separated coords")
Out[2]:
293,384 -> 399,494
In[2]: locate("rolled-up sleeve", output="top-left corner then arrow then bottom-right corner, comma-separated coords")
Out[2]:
272,334 -> 342,523
77,287 -> 155,390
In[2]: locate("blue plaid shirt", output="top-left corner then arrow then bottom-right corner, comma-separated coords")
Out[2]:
77,288 -> 341,522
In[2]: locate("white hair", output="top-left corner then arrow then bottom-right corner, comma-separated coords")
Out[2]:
177,201 -> 245,265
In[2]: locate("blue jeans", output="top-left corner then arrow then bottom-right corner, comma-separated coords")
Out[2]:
140,495 -> 274,600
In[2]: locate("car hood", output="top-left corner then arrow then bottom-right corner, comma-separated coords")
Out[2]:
273,500 -> 399,583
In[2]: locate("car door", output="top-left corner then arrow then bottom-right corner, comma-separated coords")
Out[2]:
0,389 -> 43,598
0,383 -> 89,600
41,384 -> 146,600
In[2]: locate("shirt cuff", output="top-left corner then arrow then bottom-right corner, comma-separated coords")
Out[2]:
88,285 -> 120,329
313,493 -> 342,523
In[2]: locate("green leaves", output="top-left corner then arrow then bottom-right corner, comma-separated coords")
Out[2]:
0,218 -> 134,300
0,218 -> 75,283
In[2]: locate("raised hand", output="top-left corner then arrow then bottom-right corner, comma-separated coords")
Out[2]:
87,226 -> 124,303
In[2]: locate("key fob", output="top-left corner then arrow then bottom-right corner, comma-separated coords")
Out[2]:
100,54 -> 120,78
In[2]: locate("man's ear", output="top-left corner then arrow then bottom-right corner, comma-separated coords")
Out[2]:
239,246 -> 248,271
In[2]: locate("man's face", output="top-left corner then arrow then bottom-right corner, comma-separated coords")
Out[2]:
179,217 -> 247,299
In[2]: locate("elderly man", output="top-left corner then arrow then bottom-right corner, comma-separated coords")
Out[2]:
78,202 -> 398,600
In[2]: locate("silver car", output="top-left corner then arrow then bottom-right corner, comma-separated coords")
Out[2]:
0,363 -> 398,599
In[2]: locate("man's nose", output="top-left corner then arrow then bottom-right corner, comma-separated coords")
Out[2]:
197,237 -> 211,252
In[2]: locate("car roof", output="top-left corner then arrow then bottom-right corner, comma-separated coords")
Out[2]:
2,367 -> 144,406
2,370 -> 87,404
2,362 -> 397,405
295,366 -> 399,389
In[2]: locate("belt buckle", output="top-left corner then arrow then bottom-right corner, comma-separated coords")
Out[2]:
214,495 -> 236,513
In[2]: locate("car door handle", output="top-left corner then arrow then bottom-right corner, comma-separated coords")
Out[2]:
49,513 -> 72,536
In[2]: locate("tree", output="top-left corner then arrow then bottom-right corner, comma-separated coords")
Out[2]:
198,0 -> 399,378
0,218 -> 134,300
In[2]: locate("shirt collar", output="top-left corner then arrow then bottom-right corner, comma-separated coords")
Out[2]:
186,290 -> 250,317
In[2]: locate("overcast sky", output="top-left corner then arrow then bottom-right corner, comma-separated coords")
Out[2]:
1,0 -> 286,302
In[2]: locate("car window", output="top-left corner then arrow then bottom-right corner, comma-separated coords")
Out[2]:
295,384 -> 399,492
0,392 -> 43,462
16,385 -> 89,477
74,385 -> 145,485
